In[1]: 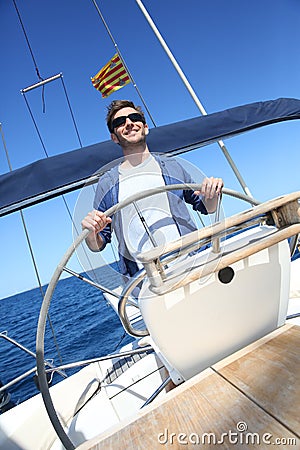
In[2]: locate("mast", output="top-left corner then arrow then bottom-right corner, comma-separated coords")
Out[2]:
135,0 -> 253,198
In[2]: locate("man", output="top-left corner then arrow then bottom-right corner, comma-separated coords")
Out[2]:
81,100 -> 223,277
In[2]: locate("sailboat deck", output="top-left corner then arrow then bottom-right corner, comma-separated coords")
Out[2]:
78,323 -> 300,449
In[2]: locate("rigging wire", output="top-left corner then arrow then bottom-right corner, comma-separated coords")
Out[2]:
21,85 -> 102,285
60,76 -> 83,148
12,0 -> 46,112
90,0 -> 157,128
21,74 -> 84,153
135,0 -> 254,199
12,0 -> 42,80
14,0 -> 107,300
0,123 -> 64,368
90,0 -> 212,271
10,0 -> 95,367
22,93 -> 49,157
12,0 -> 100,281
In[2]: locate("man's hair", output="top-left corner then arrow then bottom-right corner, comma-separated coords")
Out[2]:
106,100 -> 146,133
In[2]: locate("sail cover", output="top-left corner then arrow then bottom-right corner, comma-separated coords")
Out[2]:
1,98 -> 300,217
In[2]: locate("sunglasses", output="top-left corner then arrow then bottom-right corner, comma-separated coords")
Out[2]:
110,113 -> 145,132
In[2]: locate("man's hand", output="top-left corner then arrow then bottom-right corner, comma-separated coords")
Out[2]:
81,210 -> 112,251
194,177 -> 223,213
81,210 -> 112,232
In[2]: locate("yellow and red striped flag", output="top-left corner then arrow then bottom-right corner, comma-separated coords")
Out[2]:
91,54 -> 131,98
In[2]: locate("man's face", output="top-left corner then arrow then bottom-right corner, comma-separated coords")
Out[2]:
110,107 -> 149,148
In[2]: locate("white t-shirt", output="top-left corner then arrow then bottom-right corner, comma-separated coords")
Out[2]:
118,155 -> 180,265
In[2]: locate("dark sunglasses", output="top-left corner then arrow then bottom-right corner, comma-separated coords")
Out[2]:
110,113 -> 145,132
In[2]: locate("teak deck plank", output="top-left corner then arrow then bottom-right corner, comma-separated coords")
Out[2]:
217,325 -> 300,434
78,324 -> 300,449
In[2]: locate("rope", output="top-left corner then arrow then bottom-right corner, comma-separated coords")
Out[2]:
111,330 -> 127,353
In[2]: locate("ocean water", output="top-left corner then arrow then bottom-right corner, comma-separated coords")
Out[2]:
0,264 -> 133,408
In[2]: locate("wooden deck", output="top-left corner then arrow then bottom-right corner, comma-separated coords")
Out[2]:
78,324 -> 300,449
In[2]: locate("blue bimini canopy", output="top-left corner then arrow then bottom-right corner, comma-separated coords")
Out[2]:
0,97 -> 300,217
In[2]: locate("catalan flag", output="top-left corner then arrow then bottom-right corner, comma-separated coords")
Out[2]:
91,54 -> 131,98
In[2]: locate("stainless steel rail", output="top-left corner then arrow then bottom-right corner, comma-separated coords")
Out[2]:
0,331 -> 67,394
21,73 -> 62,93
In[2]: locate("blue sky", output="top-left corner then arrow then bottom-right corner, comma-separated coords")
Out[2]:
0,0 -> 299,298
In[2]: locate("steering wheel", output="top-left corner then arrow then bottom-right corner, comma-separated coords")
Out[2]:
36,184 -> 259,450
